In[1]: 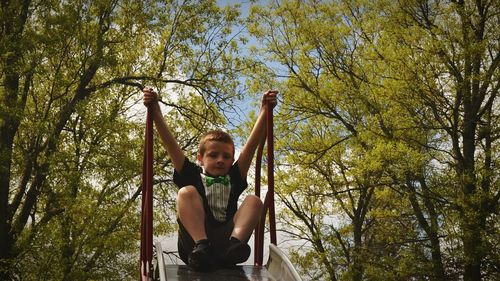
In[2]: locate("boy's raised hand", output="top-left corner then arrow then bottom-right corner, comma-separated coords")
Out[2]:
141,87 -> 186,172
262,90 -> 278,110
143,87 -> 159,107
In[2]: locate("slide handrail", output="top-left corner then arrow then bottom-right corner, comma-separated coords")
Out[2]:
140,108 -> 154,281
254,102 -> 277,266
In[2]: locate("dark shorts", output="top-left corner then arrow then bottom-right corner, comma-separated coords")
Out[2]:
177,218 -> 234,264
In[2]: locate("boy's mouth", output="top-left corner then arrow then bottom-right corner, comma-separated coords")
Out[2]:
214,166 -> 228,173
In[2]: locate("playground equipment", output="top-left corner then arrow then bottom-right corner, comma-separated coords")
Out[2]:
139,98 -> 301,280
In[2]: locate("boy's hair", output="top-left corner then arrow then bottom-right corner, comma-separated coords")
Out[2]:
198,129 -> 235,156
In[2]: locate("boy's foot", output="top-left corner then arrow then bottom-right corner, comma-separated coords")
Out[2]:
188,239 -> 212,271
221,237 -> 251,267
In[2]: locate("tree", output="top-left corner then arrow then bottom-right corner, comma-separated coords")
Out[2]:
248,0 -> 499,280
374,1 -> 500,279
247,1 -> 411,279
1,0 -> 248,279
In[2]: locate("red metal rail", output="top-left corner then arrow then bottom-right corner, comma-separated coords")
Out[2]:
140,109 -> 154,280
254,103 -> 277,266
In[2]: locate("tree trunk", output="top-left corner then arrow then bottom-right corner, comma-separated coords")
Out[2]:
458,58 -> 482,281
408,177 -> 446,281
0,22 -> 21,281
352,221 -> 364,281
0,0 -> 32,278
460,113 -> 482,281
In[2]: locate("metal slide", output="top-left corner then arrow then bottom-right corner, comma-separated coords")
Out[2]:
154,242 -> 302,281
140,93 -> 302,281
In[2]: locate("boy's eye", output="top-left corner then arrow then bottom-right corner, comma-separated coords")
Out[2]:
206,152 -> 232,160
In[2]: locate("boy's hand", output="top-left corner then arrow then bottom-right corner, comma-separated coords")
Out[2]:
261,90 -> 278,110
143,87 -> 159,107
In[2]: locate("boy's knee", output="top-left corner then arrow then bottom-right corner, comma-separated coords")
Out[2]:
245,195 -> 263,210
177,185 -> 200,203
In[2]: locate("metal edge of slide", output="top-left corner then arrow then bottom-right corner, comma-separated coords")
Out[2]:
266,244 -> 302,281
155,242 -> 167,281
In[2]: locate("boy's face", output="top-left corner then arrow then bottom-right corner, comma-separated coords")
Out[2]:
196,140 -> 234,176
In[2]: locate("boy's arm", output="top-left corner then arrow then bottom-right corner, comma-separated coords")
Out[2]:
236,90 -> 278,178
144,88 -> 186,173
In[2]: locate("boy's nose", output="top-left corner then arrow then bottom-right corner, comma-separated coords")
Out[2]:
216,157 -> 226,163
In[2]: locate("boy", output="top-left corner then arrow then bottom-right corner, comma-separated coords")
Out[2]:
143,88 -> 278,271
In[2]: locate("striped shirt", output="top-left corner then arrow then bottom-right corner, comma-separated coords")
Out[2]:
173,158 -> 248,223
201,174 -> 231,222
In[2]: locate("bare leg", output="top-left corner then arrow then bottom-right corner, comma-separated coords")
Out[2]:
232,195 -> 263,241
177,186 -> 207,242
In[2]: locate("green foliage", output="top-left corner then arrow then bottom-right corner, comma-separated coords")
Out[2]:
248,0 -> 499,280
1,0 -> 249,279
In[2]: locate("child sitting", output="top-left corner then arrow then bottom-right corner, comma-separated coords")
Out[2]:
143,88 -> 277,271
